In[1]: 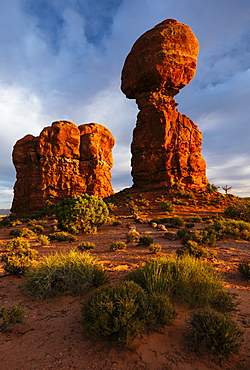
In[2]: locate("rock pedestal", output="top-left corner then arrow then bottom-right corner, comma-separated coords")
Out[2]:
11,121 -> 114,215
121,19 -> 208,190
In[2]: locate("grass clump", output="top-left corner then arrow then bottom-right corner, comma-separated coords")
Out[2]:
127,255 -> 237,312
238,260 -> 250,280
1,237 -> 38,275
77,242 -> 95,251
110,241 -> 127,251
10,227 -> 36,238
48,231 -> 76,242
0,302 -> 25,332
176,240 -> 216,259
139,236 -> 153,246
24,250 -> 108,299
82,281 -> 177,346
187,309 -> 244,354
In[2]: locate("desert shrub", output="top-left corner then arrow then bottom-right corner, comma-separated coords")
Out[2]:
185,216 -> 201,225
0,302 -> 25,332
105,202 -> 117,212
161,200 -> 175,213
32,224 -> 44,233
37,235 -> 50,246
48,231 -> 76,242
24,250 -> 107,298
0,214 -> 19,228
238,260 -> 250,280
55,194 -> 109,234
77,242 -> 95,251
128,255 -> 236,312
112,220 -> 122,226
110,241 -> 127,251
6,237 -> 30,251
10,227 -> 36,238
139,236 -> 153,246
169,216 -> 184,227
149,244 -> 162,254
126,230 -> 140,243
126,201 -> 139,215
224,199 -> 250,222
185,223 -> 195,229
205,220 -> 250,241
207,183 -> 219,193
150,217 -> 170,225
176,240 -> 211,259
82,281 -> 177,346
1,238 -> 38,275
187,309 -> 244,354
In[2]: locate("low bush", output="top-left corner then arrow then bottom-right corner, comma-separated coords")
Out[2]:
169,216 -> 184,227
176,240 -> 214,259
127,255 -> 237,312
37,235 -> 50,246
0,302 -> 25,332
82,281 -> 177,346
224,198 -> 250,222
1,238 -> 38,275
161,200 -> 175,213
55,194 -> 109,234
149,244 -> 162,254
10,228 -> 36,238
110,241 -> 127,251
24,250 -> 108,298
32,224 -> 44,233
238,260 -> 250,280
48,231 -> 76,242
77,242 -> 95,251
139,236 -> 153,246
187,309 -> 244,354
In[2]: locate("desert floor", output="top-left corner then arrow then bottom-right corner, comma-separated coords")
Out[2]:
0,188 -> 250,370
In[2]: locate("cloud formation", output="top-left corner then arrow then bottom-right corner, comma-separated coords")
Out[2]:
0,0 -> 249,208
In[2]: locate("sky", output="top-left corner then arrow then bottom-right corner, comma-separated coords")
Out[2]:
0,0 -> 250,209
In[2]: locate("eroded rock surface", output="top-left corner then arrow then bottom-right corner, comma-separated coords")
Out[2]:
11,121 -> 114,215
121,19 -> 208,190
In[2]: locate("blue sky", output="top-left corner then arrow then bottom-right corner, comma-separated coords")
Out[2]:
0,0 -> 250,208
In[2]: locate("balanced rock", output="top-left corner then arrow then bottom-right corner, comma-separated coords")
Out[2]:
11,121 -> 114,215
121,19 -> 208,190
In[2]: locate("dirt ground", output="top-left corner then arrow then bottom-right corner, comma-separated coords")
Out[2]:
0,188 -> 250,370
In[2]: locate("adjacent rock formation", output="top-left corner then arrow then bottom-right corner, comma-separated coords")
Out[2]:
11,121 -> 115,215
121,19 -> 208,189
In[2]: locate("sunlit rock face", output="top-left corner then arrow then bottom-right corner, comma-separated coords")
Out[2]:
121,19 -> 208,190
11,121 -> 115,215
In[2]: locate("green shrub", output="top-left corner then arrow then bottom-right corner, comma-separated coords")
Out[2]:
10,227 -> 36,238
110,241 -> 127,251
82,281 -> 177,346
207,183 -> 219,193
176,240 -> 211,259
238,260 -> 250,280
37,235 -> 51,246
0,214 -> 19,228
77,242 -> 95,251
32,224 -> 45,233
169,216 -> 184,227
149,244 -> 162,254
224,199 -> 250,222
6,237 -> 30,251
128,255 -> 237,312
1,238 -> 38,275
55,194 -> 109,234
0,302 -> 25,332
48,231 -> 76,242
139,236 -> 153,246
187,309 -> 244,354
24,250 -> 108,298
185,223 -> 195,229
161,200 -> 175,213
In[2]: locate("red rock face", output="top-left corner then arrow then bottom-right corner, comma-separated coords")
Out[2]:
11,121 -> 114,215
121,19 -> 208,190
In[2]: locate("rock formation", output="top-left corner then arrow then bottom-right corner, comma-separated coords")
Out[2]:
121,19 -> 208,190
11,121 -> 115,215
